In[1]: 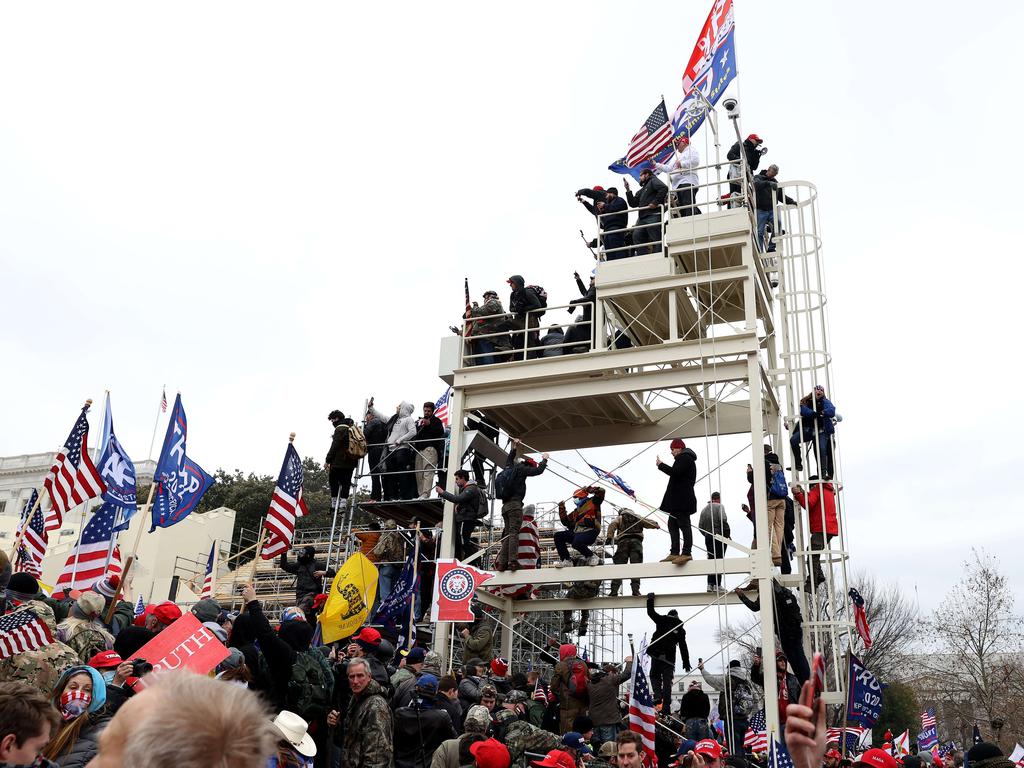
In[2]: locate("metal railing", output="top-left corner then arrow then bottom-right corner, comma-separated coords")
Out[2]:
459,299 -> 595,367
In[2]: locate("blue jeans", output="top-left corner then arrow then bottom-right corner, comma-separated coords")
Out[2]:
378,563 -> 401,604
756,208 -> 774,252
593,724 -> 621,746
473,339 -> 497,366
554,528 -> 599,560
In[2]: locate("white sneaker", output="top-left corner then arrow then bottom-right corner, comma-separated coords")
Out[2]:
553,559 -> 565,569
586,555 -> 600,566
707,585 -> 716,593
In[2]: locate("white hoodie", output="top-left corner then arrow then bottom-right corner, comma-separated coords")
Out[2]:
387,401 -> 418,446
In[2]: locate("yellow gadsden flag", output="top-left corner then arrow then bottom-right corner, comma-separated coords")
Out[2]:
318,552 -> 379,644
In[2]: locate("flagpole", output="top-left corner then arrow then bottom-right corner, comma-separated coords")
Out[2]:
67,501 -> 90,592
104,481 -> 155,625
407,521 -> 421,649
9,399 -> 92,561
93,390 -> 109,463
249,519 -> 268,586
147,386 -> 165,461
209,539 -> 219,599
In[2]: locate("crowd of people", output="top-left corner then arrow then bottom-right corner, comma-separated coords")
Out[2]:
0,563 -> 1003,768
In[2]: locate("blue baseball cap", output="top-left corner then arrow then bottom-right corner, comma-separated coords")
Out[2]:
561,732 -> 592,754
416,673 -> 439,695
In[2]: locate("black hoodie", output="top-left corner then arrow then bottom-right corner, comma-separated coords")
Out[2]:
508,274 -> 541,320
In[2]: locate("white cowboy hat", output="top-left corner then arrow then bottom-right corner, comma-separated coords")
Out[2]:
271,711 -> 317,757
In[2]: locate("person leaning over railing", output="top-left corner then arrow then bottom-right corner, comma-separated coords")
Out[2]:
623,168 -> 668,256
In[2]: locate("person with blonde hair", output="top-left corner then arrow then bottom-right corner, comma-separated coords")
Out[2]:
87,671 -> 277,768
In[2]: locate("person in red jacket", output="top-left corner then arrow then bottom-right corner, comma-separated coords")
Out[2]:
792,475 -> 838,593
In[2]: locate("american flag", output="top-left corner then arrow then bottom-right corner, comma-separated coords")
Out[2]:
769,737 -> 795,768
587,463 -> 636,499
849,588 -> 872,649
53,504 -> 119,595
434,388 -> 452,428
134,594 -> 146,618
200,540 -> 216,599
827,727 -> 868,752
0,609 -> 55,660
16,492 -> 47,578
43,406 -> 106,532
937,744 -> 957,759
532,679 -> 548,704
628,638 -> 658,768
261,443 -> 309,560
107,547 -> 123,579
745,709 -> 769,752
486,513 -> 540,599
160,387 -> 168,412
625,100 -> 674,168
921,708 -> 937,729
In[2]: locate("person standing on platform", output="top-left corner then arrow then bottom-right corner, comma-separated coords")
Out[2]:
326,410 -> 358,512
494,439 -> 548,572
410,401 -> 445,499
656,439 -> 698,565
645,594 -> 691,710
363,402 -> 388,502
507,275 -> 543,358
727,134 -> 765,196
565,269 -> 596,353
697,492 -> 730,593
753,164 -> 797,252
652,136 -> 701,217
606,508 -> 659,596
469,291 -> 510,366
384,401 -> 419,500
436,470 -> 485,561
624,168 -> 668,256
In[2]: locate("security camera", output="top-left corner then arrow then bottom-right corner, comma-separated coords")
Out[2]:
722,97 -> 739,118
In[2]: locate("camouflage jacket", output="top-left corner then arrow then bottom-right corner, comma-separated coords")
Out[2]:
501,719 -> 561,765
341,680 -> 393,768
56,624 -> 114,664
0,602 -> 78,695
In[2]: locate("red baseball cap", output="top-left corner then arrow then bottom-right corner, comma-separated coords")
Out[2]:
695,740 -> 723,759
592,185 -> 605,192
861,749 -> 900,768
470,738 -> 512,768
88,651 -> 123,669
747,133 -> 762,143
353,627 -> 382,646
531,750 -> 576,768
152,601 -> 182,626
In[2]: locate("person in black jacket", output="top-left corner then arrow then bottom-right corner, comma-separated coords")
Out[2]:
656,438 -> 698,564
410,401 -> 445,499
623,169 -> 668,256
753,165 -> 797,253
393,674 -> 457,768
437,470 -> 485,561
237,584 -> 295,711
364,403 -> 389,502
645,593 -> 691,709
727,134 -> 765,196
326,410 -> 358,511
495,439 -> 548,571
507,275 -> 542,358
579,187 -> 629,258
279,545 -> 330,605
565,270 -> 596,353
734,580 -> 810,683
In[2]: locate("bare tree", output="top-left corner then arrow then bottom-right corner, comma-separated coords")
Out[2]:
924,550 -> 1024,751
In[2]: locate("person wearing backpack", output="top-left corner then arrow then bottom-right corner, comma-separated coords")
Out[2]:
656,439 -> 698,565
494,439 -> 548,572
436,470 -> 486,561
279,614 -> 334,762
553,486 -> 605,568
550,643 -> 589,734
698,658 -> 755,756
507,274 -> 543,358
677,680 -> 712,740
326,410 -> 360,512
762,444 -> 789,567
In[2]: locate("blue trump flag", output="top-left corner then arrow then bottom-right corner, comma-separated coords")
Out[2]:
609,22 -> 737,180
150,394 -> 214,531
587,463 -> 636,499
97,393 -> 138,533
372,549 -> 419,650
847,653 -> 885,727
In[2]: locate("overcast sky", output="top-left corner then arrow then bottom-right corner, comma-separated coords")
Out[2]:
2,1 -> 1022,668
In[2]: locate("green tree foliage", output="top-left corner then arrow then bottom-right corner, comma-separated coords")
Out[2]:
873,680 -> 920,745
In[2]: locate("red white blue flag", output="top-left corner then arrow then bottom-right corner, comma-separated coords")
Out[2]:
628,636 -> 658,767
434,388 -> 452,428
43,405 -> 106,532
261,443 -> 308,560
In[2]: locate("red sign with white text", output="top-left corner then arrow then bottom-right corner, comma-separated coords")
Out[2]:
128,613 -> 229,675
